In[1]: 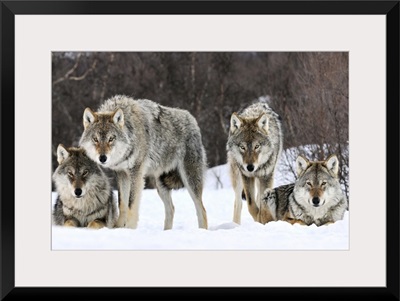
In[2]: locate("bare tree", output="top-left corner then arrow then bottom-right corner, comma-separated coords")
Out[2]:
52,52 -> 349,198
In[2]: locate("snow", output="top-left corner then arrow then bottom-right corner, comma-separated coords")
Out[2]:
51,156 -> 349,250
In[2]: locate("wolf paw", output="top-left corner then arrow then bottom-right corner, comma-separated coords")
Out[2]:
87,220 -> 106,229
64,219 -> 78,227
125,218 -> 138,229
115,219 -> 126,228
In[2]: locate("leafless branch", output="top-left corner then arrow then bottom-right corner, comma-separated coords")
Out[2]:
53,54 -> 97,85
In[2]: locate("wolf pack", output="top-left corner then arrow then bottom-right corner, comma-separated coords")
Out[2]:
52,95 -> 349,230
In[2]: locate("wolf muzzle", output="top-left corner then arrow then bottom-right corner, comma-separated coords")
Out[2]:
312,197 -> 320,207
99,154 -> 107,163
246,164 -> 255,172
74,188 -> 83,198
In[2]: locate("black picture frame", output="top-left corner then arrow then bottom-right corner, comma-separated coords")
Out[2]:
2,1 -> 399,300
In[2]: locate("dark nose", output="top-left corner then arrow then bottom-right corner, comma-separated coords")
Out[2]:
74,188 -> 82,197
99,155 -> 107,163
247,164 -> 254,172
312,197 -> 320,206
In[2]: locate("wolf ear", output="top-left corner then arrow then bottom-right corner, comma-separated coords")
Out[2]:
296,155 -> 309,176
326,154 -> 339,175
257,113 -> 269,133
230,113 -> 242,134
56,144 -> 69,165
83,108 -> 97,129
112,108 -> 124,127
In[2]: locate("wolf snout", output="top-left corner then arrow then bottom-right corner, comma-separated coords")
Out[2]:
246,164 -> 255,172
74,188 -> 82,198
99,155 -> 107,163
312,197 -> 320,207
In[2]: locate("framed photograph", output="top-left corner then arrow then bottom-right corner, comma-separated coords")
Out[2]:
3,0 -> 399,300
50,50 -> 351,252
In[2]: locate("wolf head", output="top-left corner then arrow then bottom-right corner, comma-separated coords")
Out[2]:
52,144 -> 106,199
294,154 -> 343,208
227,112 -> 271,174
79,107 -> 130,167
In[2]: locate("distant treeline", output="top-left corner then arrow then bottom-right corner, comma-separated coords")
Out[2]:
52,52 -> 349,198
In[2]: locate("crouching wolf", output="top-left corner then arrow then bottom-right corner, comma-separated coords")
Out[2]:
226,102 -> 283,224
79,95 -> 208,230
52,144 -> 118,229
254,154 -> 348,226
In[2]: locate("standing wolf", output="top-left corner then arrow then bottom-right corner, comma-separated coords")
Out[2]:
79,95 -> 208,230
52,144 -> 118,229
256,154 -> 348,226
226,102 -> 283,224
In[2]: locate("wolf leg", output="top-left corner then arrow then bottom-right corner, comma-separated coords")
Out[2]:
155,178 -> 175,230
125,165 -> 145,229
230,163 -> 243,224
179,163 -> 208,229
259,174 -> 274,194
115,170 -> 131,228
257,175 -> 275,223
242,175 -> 259,221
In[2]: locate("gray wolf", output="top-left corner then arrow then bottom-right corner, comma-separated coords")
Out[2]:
226,101 -> 283,224
52,144 -> 118,229
255,154 -> 348,226
79,95 -> 208,230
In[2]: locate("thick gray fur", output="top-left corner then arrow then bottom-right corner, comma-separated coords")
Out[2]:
261,155 -> 348,226
52,145 -> 118,229
226,101 -> 283,224
79,95 -> 208,230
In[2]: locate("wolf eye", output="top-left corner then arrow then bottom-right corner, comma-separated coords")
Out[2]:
239,145 -> 245,150
82,170 -> 88,177
67,171 -> 74,178
254,144 -> 260,150
306,181 -> 312,187
321,181 -> 327,186
108,136 -> 115,143
92,137 -> 98,143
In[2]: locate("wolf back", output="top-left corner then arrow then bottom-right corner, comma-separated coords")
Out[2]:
260,155 -> 348,226
226,101 -> 283,224
52,144 -> 118,229
79,95 -> 208,230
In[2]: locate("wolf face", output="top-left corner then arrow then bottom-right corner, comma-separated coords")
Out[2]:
228,112 -> 273,176
52,144 -> 103,199
79,108 -> 131,168
294,154 -> 343,209
258,154 -> 347,226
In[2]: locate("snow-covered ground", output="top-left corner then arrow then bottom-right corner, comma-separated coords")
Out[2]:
51,155 -> 349,250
